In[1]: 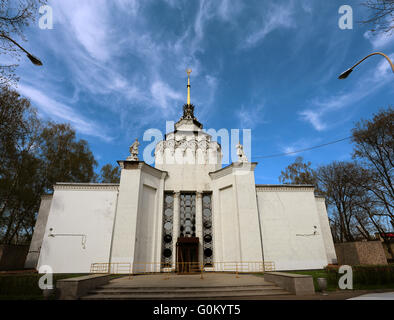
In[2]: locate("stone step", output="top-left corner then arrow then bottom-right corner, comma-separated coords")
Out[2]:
97,283 -> 276,290
81,289 -> 291,300
88,285 -> 282,295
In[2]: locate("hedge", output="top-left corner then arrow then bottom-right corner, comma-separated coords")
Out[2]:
326,264 -> 394,288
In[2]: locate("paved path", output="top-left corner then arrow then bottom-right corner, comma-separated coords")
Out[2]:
348,292 -> 394,300
109,273 -> 271,287
82,273 -> 291,299
83,273 -> 394,300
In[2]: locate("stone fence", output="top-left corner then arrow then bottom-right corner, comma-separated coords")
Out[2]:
334,241 -> 387,266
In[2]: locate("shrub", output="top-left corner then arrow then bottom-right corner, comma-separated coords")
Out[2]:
325,264 -> 394,289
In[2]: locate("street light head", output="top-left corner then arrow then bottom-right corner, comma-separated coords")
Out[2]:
338,68 -> 353,79
27,53 -> 43,66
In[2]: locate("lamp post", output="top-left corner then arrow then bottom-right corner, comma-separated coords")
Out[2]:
0,34 -> 43,66
338,52 -> 393,79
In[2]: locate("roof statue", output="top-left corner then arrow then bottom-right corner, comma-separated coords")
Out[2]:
127,138 -> 140,161
236,141 -> 248,163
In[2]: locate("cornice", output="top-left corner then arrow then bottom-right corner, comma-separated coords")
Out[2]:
54,183 -> 119,191
117,160 -> 167,180
209,162 -> 258,180
256,184 -> 315,192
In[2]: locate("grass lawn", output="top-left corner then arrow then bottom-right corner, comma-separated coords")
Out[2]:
0,273 -> 87,300
258,269 -> 394,292
0,272 -> 123,300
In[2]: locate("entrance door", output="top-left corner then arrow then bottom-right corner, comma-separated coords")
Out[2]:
176,237 -> 199,273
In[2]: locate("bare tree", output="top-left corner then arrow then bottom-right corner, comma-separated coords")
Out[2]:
317,161 -> 374,243
0,0 -> 46,86
352,107 -> 393,229
361,0 -> 394,34
279,156 -> 322,193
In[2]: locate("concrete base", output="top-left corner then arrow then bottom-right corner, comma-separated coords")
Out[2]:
81,273 -> 291,300
56,274 -> 112,300
264,272 -> 315,296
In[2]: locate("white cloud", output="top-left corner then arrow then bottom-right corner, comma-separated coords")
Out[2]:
54,0 -> 112,62
18,83 -> 113,142
363,18 -> 394,49
237,104 -> 265,129
243,4 -> 296,48
299,52 -> 393,131
298,110 -> 327,131
364,30 -> 394,49
150,80 -> 183,111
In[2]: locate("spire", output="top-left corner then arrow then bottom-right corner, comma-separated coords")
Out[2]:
174,69 -> 203,130
186,69 -> 192,105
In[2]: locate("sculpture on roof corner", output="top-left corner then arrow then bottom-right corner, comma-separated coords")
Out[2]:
127,138 -> 140,161
236,142 -> 248,163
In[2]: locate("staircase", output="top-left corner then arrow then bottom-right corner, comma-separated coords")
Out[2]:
81,275 -> 291,300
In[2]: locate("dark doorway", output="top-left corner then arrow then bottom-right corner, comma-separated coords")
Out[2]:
176,237 -> 199,273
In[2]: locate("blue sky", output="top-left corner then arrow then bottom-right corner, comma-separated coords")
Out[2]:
7,0 -> 394,184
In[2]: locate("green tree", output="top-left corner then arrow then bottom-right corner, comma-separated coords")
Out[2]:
38,122 -> 98,192
0,86 -> 42,243
99,163 -> 120,183
0,87 -> 99,244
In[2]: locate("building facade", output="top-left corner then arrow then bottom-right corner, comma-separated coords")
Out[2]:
25,75 -> 337,273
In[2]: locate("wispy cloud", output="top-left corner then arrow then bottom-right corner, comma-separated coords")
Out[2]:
299,52 -> 394,131
281,137 -> 321,157
237,104 -> 265,129
18,83 -> 113,142
242,3 -> 296,49
363,18 -> 394,49
150,80 -> 183,111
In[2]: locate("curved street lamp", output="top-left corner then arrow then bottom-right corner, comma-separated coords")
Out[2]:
0,33 -> 43,66
338,52 -> 393,79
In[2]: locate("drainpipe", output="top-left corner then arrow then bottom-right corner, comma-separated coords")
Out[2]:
256,193 -> 265,271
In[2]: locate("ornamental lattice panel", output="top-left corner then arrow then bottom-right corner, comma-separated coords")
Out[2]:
179,193 -> 196,238
202,193 -> 213,266
162,193 -> 174,266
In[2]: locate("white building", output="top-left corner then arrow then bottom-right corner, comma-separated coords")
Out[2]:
25,74 -> 336,273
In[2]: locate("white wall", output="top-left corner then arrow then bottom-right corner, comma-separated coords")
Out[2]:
256,186 -> 329,271
219,185 -> 241,262
210,163 -> 263,268
37,184 -> 118,273
315,197 -> 337,264
25,195 -> 53,269
110,162 -> 165,273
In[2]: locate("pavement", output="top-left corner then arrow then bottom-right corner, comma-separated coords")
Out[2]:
348,292 -> 394,300
86,273 -> 394,300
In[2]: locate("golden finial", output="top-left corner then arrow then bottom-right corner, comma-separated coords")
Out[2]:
186,69 -> 192,105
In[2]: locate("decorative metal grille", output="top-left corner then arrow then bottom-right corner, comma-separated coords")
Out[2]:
162,192 -> 174,266
180,193 -> 196,238
202,193 -> 213,266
